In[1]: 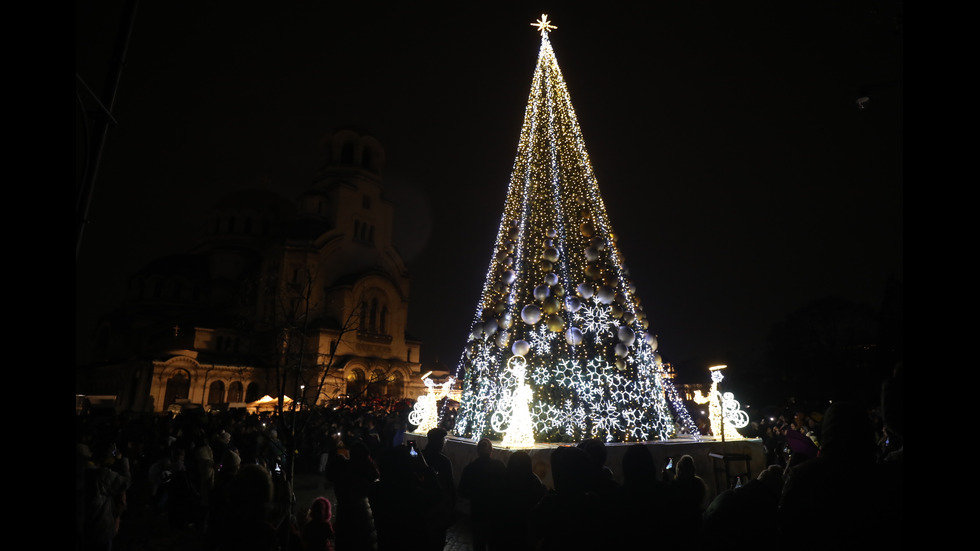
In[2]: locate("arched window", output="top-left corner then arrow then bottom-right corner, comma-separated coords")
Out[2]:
342,142 -> 354,164
207,380 -> 225,406
369,298 -> 378,332
368,368 -> 387,398
163,369 -> 191,408
245,382 -> 262,403
346,368 -> 366,399
228,381 -> 244,403
390,371 -> 405,399
380,307 -> 388,335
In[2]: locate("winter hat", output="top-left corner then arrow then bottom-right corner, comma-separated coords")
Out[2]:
221,448 -> 242,470
310,497 -> 333,523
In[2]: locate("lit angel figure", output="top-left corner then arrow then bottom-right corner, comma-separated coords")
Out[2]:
692,365 -> 749,440
408,372 -> 455,434
490,356 -> 536,448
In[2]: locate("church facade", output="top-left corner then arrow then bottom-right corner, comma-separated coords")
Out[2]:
78,129 -> 433,413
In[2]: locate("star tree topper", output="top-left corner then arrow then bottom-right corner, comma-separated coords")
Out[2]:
531,14 -> 557,35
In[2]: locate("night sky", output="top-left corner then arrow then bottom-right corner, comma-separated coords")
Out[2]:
76,2 -> 903,386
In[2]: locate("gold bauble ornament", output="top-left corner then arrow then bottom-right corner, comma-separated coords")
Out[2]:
547,314 -> 565,332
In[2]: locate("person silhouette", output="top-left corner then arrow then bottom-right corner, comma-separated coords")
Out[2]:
457,438 -> 506,551
370,444 -> 441,551
778,400 -> 884,547
669,454 -> 708,535
214,463 -> 279,551
80,440 -> 132,551
421,428 -> 456,551
499,450 -> 546,551
703,464 -> 784,547
527,446 -> 603,551
616,444 -> 677,548
301,496 -> 336,551
328,440 -> 379,551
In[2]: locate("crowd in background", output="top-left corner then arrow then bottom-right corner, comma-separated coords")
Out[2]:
77,362 -> 902,551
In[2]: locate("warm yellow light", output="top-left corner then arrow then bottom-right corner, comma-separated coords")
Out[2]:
531,14 -> 557,35
408,376 -> 455,434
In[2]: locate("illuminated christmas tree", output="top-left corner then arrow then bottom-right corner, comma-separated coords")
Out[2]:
451,15 -> 700,445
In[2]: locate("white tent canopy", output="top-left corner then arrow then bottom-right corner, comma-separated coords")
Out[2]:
247,395 -> 293,410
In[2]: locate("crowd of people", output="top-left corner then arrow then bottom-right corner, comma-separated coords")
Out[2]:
77,363 -> 902,551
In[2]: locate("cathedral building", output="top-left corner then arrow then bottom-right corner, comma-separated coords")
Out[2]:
78,129 -> 430,413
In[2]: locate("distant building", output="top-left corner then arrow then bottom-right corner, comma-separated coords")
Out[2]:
77,129 -> 426,413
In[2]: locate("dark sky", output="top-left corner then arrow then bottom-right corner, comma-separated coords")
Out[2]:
76,2 -> 903,382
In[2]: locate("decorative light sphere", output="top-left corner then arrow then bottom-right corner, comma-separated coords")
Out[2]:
653,352 -> 662,365
499,312 -> 514,329
534,285 -> 550,301
609,304 -> 623,318
646,334 -> 658,351
484,319 -> 499,336
622,312 -> 635,324
565,326 -> 583,345
585,264 -> 602,280
565,296 -> 582,312
470,323 -> 484,340
543,248 -> 559,262
540,260 -> 553,272
508,226 -> 520,240
615,343 -> 629,357
496,331 -> 510,348
503,270 -> 517,284
493,301 -> 507,314
542,296 -> 561,314
596,286 -> 615,304
544,272 -> 559,286
577,283 -> 594,299
504,256 -> 514,267
546,314 -> 564,332
512,340 -> 530,356
581,221 -> 595,237
521,305 -> 542,325
585,247 -> 600,262
615,359 -> 627,371
618,326 -> 635,345
546,228 -> 557,238
591,237 -> 605,251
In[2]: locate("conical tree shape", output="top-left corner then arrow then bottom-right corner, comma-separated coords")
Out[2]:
452,20 -> 699,445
